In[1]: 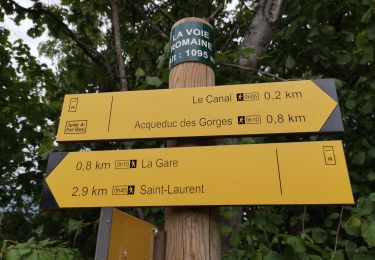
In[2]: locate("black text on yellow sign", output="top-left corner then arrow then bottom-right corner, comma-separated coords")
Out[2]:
56,79 -> 343,142
40,140 -> 353,209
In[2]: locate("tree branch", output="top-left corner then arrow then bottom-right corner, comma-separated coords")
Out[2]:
207,3 -> 224,23
128,0 -> 169,41
221,63 -> 287,81
221,0 -> 246,52
9,0 -> 116,79
334,207 -> 344,251
111,0 -> 128,91
301,206 -> 307,232
149,0 -> 176,23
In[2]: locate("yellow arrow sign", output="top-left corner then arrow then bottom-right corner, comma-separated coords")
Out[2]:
40,140 -> 353,208
56,79 -> 343,142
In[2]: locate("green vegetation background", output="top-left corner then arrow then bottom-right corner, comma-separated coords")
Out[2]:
0,0 -> 374,259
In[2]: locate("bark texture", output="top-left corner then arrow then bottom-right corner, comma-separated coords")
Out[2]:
111,0 -> 128,91
239,0 -> 283,68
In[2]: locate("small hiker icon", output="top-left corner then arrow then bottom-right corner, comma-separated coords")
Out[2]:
130,160 -> 137,168
237,93 -> 244,101
128,186 -> 135,194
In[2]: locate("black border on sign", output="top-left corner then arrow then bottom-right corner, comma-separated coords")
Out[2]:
312,79 -> 344,132
39,152 -> 68,209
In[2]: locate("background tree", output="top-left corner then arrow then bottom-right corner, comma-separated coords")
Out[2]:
0,0 -> 374,259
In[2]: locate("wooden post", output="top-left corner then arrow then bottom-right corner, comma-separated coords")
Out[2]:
165,17 -> 220,260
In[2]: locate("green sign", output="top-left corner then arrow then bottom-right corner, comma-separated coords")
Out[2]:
169,22 -> 215,69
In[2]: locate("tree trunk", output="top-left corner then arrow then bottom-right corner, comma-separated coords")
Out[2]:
111,0 -> 128,91
239,0 -> 283,68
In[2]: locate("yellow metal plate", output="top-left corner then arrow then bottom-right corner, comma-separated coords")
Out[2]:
56,80 -> 341,142
108,209 -> 154,260
42,141 -> 353,208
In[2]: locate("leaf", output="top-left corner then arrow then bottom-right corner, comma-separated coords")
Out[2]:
263,251 -> 283,260
15,248 -> 31,256
220,224 -> 233,234
352,253 -> 375,260
304,241 -> 322,253
330,250 -> 344,260
356,31 -> 368,47
344,240 -> 357,253
361,220 -> 375,247
56,250 -> 70,260
361,101 -> 373,114
368,26 -> 375,40
325,212 -> 340,227
1,240 -> 6,254
37,249 -> 55,260
67,219 -> 82,233
26,26 -> 45,38
135,68 -> 145,79
337,52 -> 351,65
4,249 -> 20,260
163,43 -> 170,53
369,148 -> 375,158
368,171 -> 375,182
39,238 -> 57,246
360,47 -> 374,64
24,249 -> 39,260
345,100 -> 356,110
352,152 -> 366,165
286,236 -> 305,253
229,232 -> 241,246
356,197 -> 374,215
309,256 -> 323,260
344,215 -> 362,236
311,228 -> 327,243
361,8 -> 372,23
145,76 -> 163,87
369,193 -> 375,202
285,56 -> 296,69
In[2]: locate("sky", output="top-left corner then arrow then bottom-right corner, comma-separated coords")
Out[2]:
0,0 -> 60,67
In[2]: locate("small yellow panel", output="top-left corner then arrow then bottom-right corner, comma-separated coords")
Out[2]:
46,141 -> 353,207
56,80 -> 338,141
108,209 -> 154,260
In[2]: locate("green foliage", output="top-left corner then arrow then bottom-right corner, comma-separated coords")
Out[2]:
0,238 -> 82,260
0,0 -> 374,259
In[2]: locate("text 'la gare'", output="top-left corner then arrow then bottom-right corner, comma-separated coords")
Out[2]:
141,159 -> 179,168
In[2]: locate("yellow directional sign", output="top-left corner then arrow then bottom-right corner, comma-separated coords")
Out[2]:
56,79 -> 343,142
40,140 -> 353,208
95,208 -> 155,260
108,209 -> 154,260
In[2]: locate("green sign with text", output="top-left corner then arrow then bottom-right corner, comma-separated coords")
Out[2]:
169,22 -> 215,69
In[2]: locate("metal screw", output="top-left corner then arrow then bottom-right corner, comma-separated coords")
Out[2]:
123,250 -> 128,259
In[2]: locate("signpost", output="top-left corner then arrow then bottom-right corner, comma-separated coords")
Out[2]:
56,79 -> 343,142
40,140 -> 353,209
39,17 -> 353,260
